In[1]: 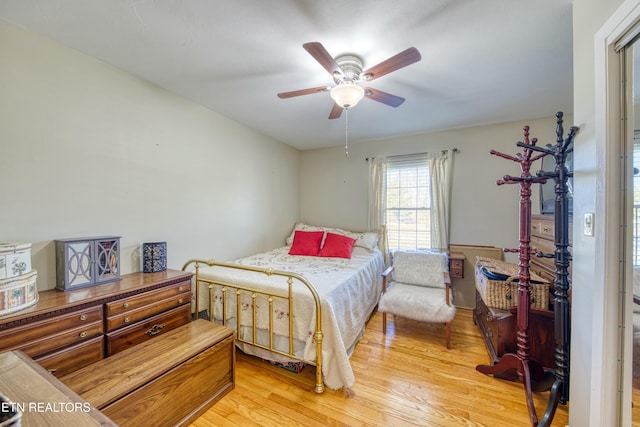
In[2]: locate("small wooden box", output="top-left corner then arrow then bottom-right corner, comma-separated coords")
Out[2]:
56,236 -> 120,291
448,252 -> 465,278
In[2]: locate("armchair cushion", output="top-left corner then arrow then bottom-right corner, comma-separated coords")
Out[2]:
392,251 -> 447,288
378,282 -> 456,323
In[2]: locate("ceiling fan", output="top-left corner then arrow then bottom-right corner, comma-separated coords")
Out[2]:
277,42 -> 421,119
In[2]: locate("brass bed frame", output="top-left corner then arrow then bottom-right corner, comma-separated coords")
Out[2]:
181,259 -> 325,393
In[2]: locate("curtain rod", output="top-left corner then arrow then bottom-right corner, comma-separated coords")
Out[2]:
365,148 -> 459,162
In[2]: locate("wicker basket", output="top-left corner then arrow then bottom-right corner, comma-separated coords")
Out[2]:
0,394 -> 21,427
474,257 -> 550,310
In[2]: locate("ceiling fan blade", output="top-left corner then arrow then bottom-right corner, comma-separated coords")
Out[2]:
277,86 -> 329,99
303,42 -> 343,77
364,87 -> 405,107
361,47 -> 421,81
328,103 -> 343,119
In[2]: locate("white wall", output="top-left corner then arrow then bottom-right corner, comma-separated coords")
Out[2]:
300,117 -> 570,252
300,117 -> 571,308
571,0 -> 627,426
0,19 -> 300,290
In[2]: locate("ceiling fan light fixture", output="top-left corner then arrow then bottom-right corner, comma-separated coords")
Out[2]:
330,82 -> 365,108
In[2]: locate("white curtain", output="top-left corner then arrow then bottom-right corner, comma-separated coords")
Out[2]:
368,151 -> 454,259
429,151 -> 454,250
367,156 -> 387,231
368,156 -> 388,265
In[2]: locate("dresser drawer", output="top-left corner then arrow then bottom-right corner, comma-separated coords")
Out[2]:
531,235 -> 555,257
106,291 -> 191,332
105,280 -> 191,317
450,267 -> 463,278
531,260 -> 555,285
531,217 -> 554,239
0,305 -> 103,353
106,304 -> 191,355
450,259 -> 464,269
36,335 -> 104,378
19,320 -> 104,358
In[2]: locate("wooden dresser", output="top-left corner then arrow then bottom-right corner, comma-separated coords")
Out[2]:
0,269 -> 193,378
531,214 -> 573,305
530,214 -> 558,284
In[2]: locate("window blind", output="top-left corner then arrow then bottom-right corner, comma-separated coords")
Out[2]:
385,154 -> 431,251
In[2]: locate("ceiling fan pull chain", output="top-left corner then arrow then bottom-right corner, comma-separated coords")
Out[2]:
345,108 -> 349,157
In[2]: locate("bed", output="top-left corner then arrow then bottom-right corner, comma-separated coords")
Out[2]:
182,224 -> 386,393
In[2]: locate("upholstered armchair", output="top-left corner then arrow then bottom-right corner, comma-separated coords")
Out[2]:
378,251 -> 456,349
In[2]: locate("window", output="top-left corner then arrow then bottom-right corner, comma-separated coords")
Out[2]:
385,156 -> 431,251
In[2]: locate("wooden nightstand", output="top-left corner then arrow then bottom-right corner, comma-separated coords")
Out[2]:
448,252 -> 465,279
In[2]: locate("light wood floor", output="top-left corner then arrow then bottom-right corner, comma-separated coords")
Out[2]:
191,308 -> 570,427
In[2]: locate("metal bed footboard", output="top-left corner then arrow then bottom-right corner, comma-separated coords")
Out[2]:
182,258 -> 324,393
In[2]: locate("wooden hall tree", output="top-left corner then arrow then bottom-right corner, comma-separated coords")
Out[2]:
476,113 -> 576,426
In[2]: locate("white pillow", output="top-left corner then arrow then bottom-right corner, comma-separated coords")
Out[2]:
333,228 -> 380,252
352,231 -> 381,252
392,251 -> 447,288
286,223 -> 326,245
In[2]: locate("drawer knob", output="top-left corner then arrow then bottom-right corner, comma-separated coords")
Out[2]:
79,314 -> 87,321
79,331 -> 88,338
145,324 -> 165,336
124,317 -> 131,323
178,286 -> 184,292
178,298 -> 184,304
123,302 -> 130,309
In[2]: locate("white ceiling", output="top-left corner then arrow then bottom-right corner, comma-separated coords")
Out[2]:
0,0 -> 574,150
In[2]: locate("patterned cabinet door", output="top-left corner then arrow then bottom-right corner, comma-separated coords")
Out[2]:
95,238 -> 120,284
63,240 -> 94,288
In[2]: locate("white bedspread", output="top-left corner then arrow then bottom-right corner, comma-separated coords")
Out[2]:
197,246 -> 384,390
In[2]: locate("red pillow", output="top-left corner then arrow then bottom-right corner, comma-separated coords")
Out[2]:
318,232 -> 356,258
288,231 -> 324,256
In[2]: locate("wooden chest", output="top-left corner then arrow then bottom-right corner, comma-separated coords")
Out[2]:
0,350 -> 116,426
62,319 -> 235,427
474,290 -> 556,370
